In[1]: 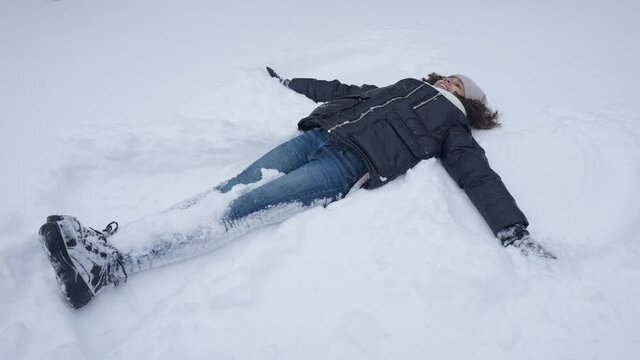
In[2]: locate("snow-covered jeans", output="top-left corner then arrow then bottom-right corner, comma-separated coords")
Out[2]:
121,129 -> 368,274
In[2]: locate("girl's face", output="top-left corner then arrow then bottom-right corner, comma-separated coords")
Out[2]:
434,76 -> 465,97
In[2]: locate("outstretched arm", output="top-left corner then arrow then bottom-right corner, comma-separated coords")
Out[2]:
287,78 -> 378,103
440,120 -> 528,235
266,67 -> 378,103
440,119 -> 555,259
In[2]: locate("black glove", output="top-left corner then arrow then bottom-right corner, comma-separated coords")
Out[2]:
497,224 -> 557,259
266,67 -> 290,87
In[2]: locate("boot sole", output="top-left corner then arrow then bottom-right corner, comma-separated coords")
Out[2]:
38,222 -> 94,309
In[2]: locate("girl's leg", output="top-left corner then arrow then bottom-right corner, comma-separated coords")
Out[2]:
222,140 -> 367,223
164,130 -> 330,212
216,130 -> 331,192
122,139 -> 368,273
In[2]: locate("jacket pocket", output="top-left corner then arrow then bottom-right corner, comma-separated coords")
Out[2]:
387,113 -> 429,158
340,95 -> 371,101
348,118 -> 419,179
393,104 -> 449,158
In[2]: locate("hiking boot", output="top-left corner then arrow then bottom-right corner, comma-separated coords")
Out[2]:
38,216 -> 127,309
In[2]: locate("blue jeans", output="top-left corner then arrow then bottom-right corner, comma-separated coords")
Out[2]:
217,129 -> 368,224
122,130 -> 368,273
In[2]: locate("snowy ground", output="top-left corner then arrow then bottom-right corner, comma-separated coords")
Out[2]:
2,0 -> 640,359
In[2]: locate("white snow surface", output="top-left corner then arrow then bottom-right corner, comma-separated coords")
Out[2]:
2,0 -> 640,359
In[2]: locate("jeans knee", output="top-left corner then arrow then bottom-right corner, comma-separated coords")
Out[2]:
224,190 -> 263,223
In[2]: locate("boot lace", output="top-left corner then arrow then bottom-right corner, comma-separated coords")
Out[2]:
85,220 -> 128,286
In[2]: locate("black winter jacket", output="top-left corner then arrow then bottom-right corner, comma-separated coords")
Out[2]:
287,77 -> 528,235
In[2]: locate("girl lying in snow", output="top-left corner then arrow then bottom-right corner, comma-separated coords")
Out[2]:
38,67 -> 555,309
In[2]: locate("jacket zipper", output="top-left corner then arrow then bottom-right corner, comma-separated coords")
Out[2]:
413,93 -> 442,109
328,84 -> 428,133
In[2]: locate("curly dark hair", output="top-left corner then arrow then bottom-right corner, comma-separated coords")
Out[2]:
422,72 -> 501,130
